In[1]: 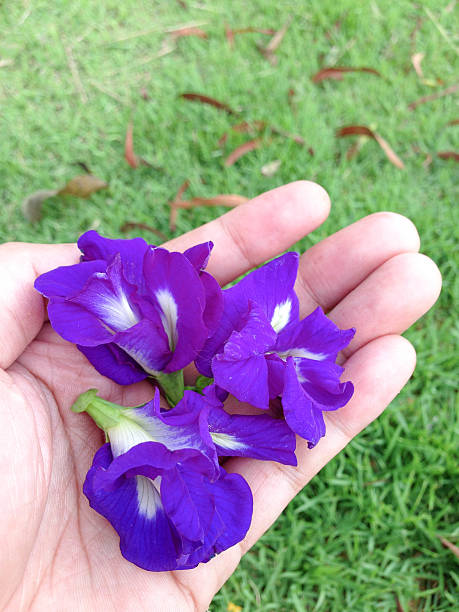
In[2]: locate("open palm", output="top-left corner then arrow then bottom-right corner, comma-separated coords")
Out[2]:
1,182 -> 441,611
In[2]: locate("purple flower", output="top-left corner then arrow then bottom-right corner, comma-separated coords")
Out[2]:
84,443 -> 252,571
196,253 -> 355,448
34,231 -> 223,392
74,388 -> 252,571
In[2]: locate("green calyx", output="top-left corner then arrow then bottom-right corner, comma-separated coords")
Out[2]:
71,389 -> 126,431
185,375 -> 214,395
153,370 -> 185,407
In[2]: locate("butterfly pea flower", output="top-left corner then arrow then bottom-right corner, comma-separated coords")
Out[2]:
195,253 -> 355,448
34,231 -> 223,404
73,388 -> 252,571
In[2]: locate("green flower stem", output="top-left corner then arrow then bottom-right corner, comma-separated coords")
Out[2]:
153,370 -> 185,407
72,389 -> 124,431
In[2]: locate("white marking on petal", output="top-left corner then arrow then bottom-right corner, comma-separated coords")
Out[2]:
92,273 -> 139,332
295,364 -> 310,384
270,299 -> 292,333
210,431 -> 247,451
108,409 -> 199,457
156,289 -> 178,350
276,348 -> 327,361
108,419 -> 153,457
136,476 -> 161,519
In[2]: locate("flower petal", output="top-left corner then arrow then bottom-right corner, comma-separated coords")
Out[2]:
71,253 -> 140,333
78,230 -> 150,287
181,467 -> 253,568
34,260 -> 107,299
200,271 -> 224,335
276,307 -> 355,362
282,357 -> 326,448
196,252 -> 299,376
161,467 -> 215,543
227,252 -> 300,332
142,247 -> 208,371
113,318 -> 171,374
77,343 -> 147,384
207,404 -> 297,465
47,299 -> 113,345
183,241 -> 213,271
120,389 -> 219,478
296,359 -> 354,410
195,290 -> 249,377
83,443 -> 184,572
211,303 -> 276,409
266,353 -> 286,398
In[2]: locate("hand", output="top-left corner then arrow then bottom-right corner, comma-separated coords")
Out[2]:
0,182 -> 441,611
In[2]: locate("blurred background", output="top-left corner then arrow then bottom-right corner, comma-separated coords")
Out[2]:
1,1 -> 458,610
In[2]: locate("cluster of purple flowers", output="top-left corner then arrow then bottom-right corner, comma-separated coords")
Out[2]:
35,231 -> 355,571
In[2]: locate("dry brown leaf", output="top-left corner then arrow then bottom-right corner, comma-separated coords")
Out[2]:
408,83 -> 459,109
58,175 -> 108,197
258,17 -> 292,64
411,52 -> 425,77
422,153 -> 433,168
169,180 -> 190,231
438,536 -> 459,558
120,222 -> 168,242
270,126 -> 305,145
437,151 -> 459,161
217,132 -> 228,147
336,125 -> 405,168
22,189 -> 59,222
170,191 -> 247,230
265,18 -> 291,53
180,93 -> 237,114
224,139 -> 263,166
261,159 -> 281,176
175,179 -> 191,201
225,26 -> 276,49
394,594 -> 405,612
311,66 -> 381,83
170,26 -> 207,40
22,174 -> 107,222
447,118 -> 459,125
219,121 -> 304,147
174,194 -> 248,208
225,23 -> 234,48
231,120 -> 266,133
125,122 -> 139,168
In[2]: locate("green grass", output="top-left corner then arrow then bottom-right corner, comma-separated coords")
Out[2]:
1,1 -> 458,609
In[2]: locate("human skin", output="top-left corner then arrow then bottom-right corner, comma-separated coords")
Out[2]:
0,181 -> 441,611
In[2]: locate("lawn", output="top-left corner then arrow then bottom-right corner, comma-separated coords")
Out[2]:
1,0 -> 458,610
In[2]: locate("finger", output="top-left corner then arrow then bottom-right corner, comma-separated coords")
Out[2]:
164,180 -> 331,285
328,252 -> 442,360
0,242 -> 79,370
178,334 -> 416,607
295,211 -> 420,316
